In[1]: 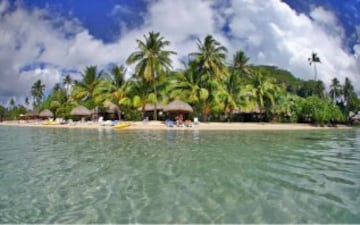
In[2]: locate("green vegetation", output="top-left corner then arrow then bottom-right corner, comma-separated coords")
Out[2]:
1,32 -> 359,125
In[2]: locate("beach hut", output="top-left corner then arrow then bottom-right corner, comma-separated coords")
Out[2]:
138,103 -> 165,120
24,109 -> 39,120
70,105 -> 91,121
351,113 -> 360,122
103,101 -> 121,120
164,100 -> 193,113
233,103 -> 264,122
39,109 -> 53,119
164,100 -> 193,122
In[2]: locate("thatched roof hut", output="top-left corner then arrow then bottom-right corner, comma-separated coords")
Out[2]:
25,109 -> 39,117
164,100 -> 193,113
138,103 -> 165,111
70,105 -> 91,116
352,113 -> 360,121
103,101 -> 120,113
39,109 -> 53,118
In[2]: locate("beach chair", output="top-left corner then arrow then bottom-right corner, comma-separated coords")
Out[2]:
194,117 -> 199,125
98,116 -> 104,123
67,119 -> 75,126
184,120 -> 193,127
103,120 -> 113,126
165,119 -> 175,127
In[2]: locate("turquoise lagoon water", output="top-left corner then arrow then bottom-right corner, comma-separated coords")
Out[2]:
0,126 -> 359,223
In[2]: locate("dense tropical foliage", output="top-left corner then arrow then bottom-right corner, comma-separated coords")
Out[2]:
1,32 -> 359,125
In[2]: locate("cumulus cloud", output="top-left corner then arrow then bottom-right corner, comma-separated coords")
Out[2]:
225,0 -> 359,87
0,0 -> 359,106
0,2 -> 136,105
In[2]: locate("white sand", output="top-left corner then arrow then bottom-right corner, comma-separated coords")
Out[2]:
0,120 -> 351,131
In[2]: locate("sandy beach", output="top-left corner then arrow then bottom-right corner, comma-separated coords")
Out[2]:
0,120 -> 352,131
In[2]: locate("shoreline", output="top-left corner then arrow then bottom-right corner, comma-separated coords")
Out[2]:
0,120 -> 352,131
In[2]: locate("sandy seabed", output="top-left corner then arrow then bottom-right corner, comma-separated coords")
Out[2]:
0,120 -> 351,131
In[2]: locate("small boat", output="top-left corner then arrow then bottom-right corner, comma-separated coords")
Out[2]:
114,122 -> 131,129
42,121 -> 59,125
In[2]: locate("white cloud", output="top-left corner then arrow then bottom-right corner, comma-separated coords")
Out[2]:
225,0 -> 359,88
0,0 -> 8,14
0,0 -> 359,106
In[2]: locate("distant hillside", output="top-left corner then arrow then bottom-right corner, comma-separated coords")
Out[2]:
250,65 -> 305,93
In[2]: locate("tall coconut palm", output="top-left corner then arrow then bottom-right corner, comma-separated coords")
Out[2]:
329,78 -> 342,103
343,77 -> 354,106
189,35 -> 228,120
189,35 -> 228,82
216,51 -> 248,121
9,98 -> 15,109
71,66 -> 103,108
231,50 -> 250,77
216,72 -> 241,121
25,97 -> 29,107
63,74 -> 73,98
126,31 -> 176,120
314,80 -> 326,98
308,52 -> 321,80
31,79 -> 45,107
170,64 -> 209,116
53,83 -> 61,92
94,65 -> 129,119
127,77 -> 154,119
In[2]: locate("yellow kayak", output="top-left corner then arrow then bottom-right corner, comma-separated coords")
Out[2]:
114,122 -> 131,129
42,121 -> 59,125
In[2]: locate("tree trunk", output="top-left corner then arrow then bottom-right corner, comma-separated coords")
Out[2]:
153,80 -> 158,121
314,63 -> 317,81
141,104 -> 145,120
117,109 -> 121,121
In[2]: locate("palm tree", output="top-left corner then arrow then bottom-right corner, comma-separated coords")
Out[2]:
170,63 -> 209,116
231,50 -> 250,77
71,66 -> 103,109
25,97 -> 29,107
31,79 -> 45,107
189,35 -> 228,82
94,65 -> 129,119
314,80 -> 326,98
126,31 -> 176,120
63,74 -> 73,98
53,83 -> 61,92
9,98 -> 15,109
216,51 -> 248,121
127,77 -> 154,119
217,73 -> 241,121
189,35 -> 228,120
45,87 -> 67,118
308,52 -> 321,80
329,78 -> 342,103
245,71 -> 280,114
343,77 -> 354,106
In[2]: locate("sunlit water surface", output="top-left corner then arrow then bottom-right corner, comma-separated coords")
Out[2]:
0,126 -> 359,223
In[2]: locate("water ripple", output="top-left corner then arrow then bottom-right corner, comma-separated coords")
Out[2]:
0,127 -> 360,223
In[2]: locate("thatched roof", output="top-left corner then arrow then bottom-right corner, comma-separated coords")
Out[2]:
25,109 -> 39,117
164,100 -> 193,113
352,113 -> 360,120
138,103 -> 165,111
103,101 -> 120,113
39,109 -> 53,117
70,105 -> 91,116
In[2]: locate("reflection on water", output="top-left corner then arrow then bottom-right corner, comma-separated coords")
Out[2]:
0,126 -> 359,223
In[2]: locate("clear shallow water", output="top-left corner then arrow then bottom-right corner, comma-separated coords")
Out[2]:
0,126 -> 359,223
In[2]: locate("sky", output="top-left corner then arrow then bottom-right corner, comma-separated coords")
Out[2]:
0,0 -> 359,106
